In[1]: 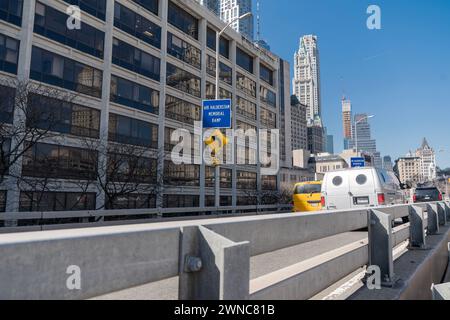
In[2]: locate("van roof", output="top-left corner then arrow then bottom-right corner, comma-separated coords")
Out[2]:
324,167 -> 378,174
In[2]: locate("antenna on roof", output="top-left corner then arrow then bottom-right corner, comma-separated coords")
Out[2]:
257,0 -> 261,42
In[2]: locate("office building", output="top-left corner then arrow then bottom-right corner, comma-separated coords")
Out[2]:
195,0 -> 220,15
383,155 -> 393,171
307,115 -> 324,154
219,0 -> 253,40
0,0 -> 284,213
416,138 -> 437,182
348,113 -> 381,167
394,156 -> 422,185
290,95 -> 308,152
326,134 -> 334,154
293,35 -> 321,122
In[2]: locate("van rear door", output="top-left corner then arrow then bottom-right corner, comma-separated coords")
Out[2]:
324,172 -> 351,210
348,169 -> 376,208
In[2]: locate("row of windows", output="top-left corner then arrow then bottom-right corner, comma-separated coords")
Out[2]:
205,82 -> 232,100
165,95 -> 200,125
34,2 -> 105,59
110,75 -> 160,115
237,171 -> 257,190
112,38 -> 160,82
167,32 -> 201,69
106,193 -> 156,210
22,142 -> 98,180
114,2 -> 161,49
166,62 -> 201,98
63,0 -> 106,21
108,113 -> 158,148
30,46 -> 103,98
0,33 -> 19,75
168,1 -> 198,40
206,56 -> 233,85
164,161 -> 200,187
132,0 -> 159,16
19,191 -> 96,212
28,93 -> 101,139
205,195 -> 232,207
0,0 -> 23,26
236,96 -> 257,121
205,167 -> 232,189
107,153 -> 157,184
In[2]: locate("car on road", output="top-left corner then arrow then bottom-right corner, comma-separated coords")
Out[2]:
321,167 -> 406,211
413,186 -> 442,203
293,181 -> 323,212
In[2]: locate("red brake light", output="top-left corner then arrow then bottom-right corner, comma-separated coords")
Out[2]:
413,194 -> 417,203
321,196 -> 325,206
377,193 -> 386,205
438,193 -> 443,201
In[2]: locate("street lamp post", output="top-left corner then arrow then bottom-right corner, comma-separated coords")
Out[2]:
354,115 -> 375,155
213,12 -> 252,208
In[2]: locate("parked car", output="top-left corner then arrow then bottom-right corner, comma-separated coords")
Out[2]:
293,181 -> 323,212
321,167 -> 406,211
413,186 -> 442,203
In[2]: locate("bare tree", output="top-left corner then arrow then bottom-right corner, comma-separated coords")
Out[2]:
80,136 -> 165,211
0,79 -> 75,184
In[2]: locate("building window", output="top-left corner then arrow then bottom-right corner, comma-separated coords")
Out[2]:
19,192 -> 96,212
0,139 -> 10,176
132,0 -> 159,16
237,171 -> 257,190
219,37 -> 230,59
260,86 -> 276,107
205,82 -> 232,100
30,46 -> 103,98
164,161 -> 200,187
108,113 -> 158,148
237,72 -> 256,97
114,2 -> 161,49
205,195 -> 232,207
22,142 -> 98,180
0,84 -> 15,123
34,2 -> 105,59
167,1 -> 198,40
166,63 -> 201,98
260,108 -> 277,129
164,127 -> 196,155
106,193 -> 156,210
163,194 -> 199,208
206,27 -> 216,50
262,176 -> 277,191
0,0 -> 23,26
236,47 -> 253,74
206,56 -> 232,85
112,38 -> 161,81
165,95 -> 200,125
28,93 -> 100,139
260,64 -> 274,86
110,75 -> 159,115
0,190 -> 5,212
167,32 -> 201,69
63,0 -> 106,21
107,153 -> 157,184
236,96 -> 256,121
205,167 -> 232,189
0,34 -> 19,74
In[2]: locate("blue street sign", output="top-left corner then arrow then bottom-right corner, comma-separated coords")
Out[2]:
351,157 -> 366,168
202,99 -> 232,129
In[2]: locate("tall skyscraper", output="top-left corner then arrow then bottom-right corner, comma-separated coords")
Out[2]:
342,97 -> 352,136
195,0 -> 220,15
220,0 -> 254,40
326,135 -> 334,154
416,138 -> 437,182
349,114 -> 381,167
293,35 -> 321,123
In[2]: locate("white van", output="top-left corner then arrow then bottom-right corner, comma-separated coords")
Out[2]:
321,167 -> 406,210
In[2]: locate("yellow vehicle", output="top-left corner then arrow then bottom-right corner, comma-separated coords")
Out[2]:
293,181 -> 323,212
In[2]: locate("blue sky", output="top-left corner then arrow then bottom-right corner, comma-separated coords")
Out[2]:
255,0 -> 450,168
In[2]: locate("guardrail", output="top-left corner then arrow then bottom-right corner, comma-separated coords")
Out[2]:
0,204 -> 292,233
0,202 -> 449,300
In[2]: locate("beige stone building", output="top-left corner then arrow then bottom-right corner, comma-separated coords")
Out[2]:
395,156 -> 422,185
